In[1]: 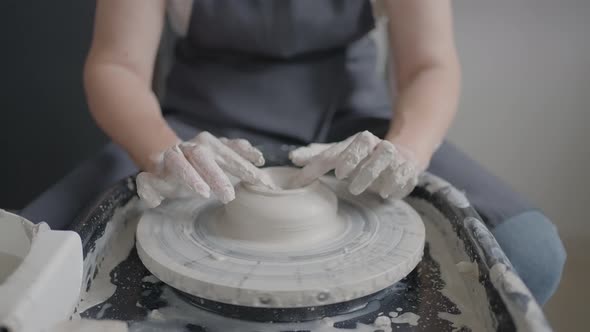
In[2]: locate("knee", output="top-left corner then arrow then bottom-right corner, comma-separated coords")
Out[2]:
491,211 -> 566,305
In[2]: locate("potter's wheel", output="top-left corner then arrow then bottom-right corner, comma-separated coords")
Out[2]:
136,167 -> 425,310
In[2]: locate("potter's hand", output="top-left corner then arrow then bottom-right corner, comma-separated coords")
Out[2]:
136,132 -> 275,208
289,131 -> 421,199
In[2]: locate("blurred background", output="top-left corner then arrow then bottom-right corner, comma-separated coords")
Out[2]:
0,0 -> 588,329
449,1 -> 590,329
0,0 -> 106,208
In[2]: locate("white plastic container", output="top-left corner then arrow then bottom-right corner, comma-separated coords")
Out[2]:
0,210 -> 83,332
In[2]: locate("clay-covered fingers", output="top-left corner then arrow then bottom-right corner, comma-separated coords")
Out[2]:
135,144 -> 211,208
348,140 -> 396,195
136,172 -> 196,208
205,136 -> 276,189
289,143 -> 345,188
180,143 -> 235,203
211,140 -> 277,190
136,172 -> 165,208
288,143 -> 333,166
289,135 -> 359,188
162,146 -> 210,197
371,160 -> 419,200
334,131 -> 381,180
219,137 -> 265,167
391,162 -> 419,199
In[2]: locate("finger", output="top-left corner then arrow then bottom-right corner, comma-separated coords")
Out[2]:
334,131 -> 380,180
367,170 -> 387,197
379,162 -> 418,200
288,135 -> 359,188
348,140 -> 395,195
136,172 -> 165,208
181,144 -> 235,203
162,146 -> 210,197
214,143 -> 278,189
371,167 -> 395,199
136,172 -> 196,207
289,143 -> 333,167
398,174 -> 418,198
368,145 -> 406,199
204,136 -> 276,189
288,143 -> 347,188
189,131 -> 213,144
391,162 -> 419,199
220,137 -> 265,167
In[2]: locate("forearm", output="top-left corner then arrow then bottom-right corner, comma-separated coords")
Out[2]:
385,62 -> 460,168
382,0 -> 460,169
84,62 -> 179,171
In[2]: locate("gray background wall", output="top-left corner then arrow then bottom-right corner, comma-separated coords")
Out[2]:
449,0 -> 589,329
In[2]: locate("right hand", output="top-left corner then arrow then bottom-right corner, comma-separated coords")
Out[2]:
136,132 -> 276,208
288,131 -> 421,200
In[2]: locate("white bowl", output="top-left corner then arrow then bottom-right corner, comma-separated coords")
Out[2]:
218,167 -> 345,249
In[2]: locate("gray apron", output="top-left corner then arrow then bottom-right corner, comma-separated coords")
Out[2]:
163,0 -> 391,145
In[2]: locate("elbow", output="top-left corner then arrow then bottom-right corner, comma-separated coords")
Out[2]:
82,49 -> 105,100
82,54 -> 104,120
82,56 -> 94,97
83,54 -> 97,113
440,56 -> 462,92
444,55 -> 462,93
446,55 -> 461,85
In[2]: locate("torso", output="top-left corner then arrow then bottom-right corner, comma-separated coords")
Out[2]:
164,0 -> 391,144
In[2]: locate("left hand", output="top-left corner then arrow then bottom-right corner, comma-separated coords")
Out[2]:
288,131 -> 422,199
136,132 -> 275,208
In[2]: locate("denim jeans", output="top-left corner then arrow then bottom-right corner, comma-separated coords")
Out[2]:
492,210 -> 567,305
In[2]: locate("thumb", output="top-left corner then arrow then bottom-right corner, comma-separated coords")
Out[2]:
289,143 -> 333,166
136,172 -> 165,208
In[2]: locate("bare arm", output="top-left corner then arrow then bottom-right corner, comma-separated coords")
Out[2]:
84,0 -> 179,171
384,0 -> 461,168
